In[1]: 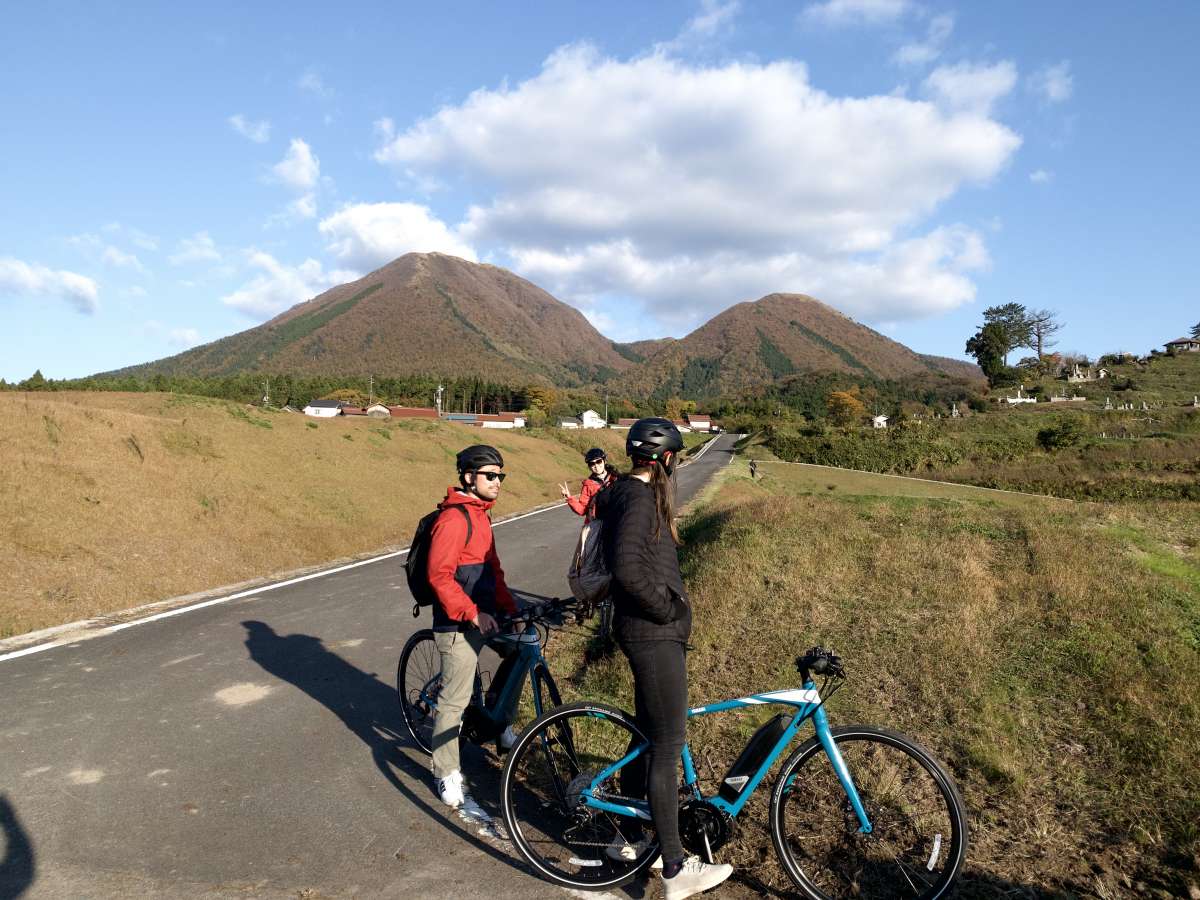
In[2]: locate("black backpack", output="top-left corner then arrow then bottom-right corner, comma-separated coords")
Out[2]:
405,505 -> 472,617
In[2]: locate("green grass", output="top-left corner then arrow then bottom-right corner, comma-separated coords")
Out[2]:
555,446 -> 1200,896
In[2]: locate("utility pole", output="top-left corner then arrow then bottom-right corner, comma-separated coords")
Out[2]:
604,393 -> 609,424
435,384 -> 444,416
262,376 -> 270,407
368,375 -> 374,407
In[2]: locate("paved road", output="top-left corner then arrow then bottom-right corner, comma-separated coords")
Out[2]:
0,435 -> 736,899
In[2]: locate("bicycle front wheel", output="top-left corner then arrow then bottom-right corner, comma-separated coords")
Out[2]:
396,629 -> 441,755
501,701 -> 660,891
770,726 -> 967,900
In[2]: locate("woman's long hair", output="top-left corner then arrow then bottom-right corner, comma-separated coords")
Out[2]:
629,455 -> 681,546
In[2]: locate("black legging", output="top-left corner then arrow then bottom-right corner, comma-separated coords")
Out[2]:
618,638 -> 688,864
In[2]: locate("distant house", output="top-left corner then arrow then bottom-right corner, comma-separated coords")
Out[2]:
612,418 -> 638,430
872,414 -> 889,429
366,403 -> 391,418
303,399 -> 348,418
686,413 -> 711,431
559,417 -> 582,429
387,406 -> 439,419
341,406 -> 367,416
477,412 -> 526,429
580,409 -> 606,429
1165,337 -> 1200,353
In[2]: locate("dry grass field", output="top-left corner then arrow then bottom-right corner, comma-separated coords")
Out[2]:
0,391 -> 626,639
560,456 -> 1200,897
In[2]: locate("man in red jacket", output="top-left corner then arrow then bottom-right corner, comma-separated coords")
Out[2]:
428,444 -> 519,814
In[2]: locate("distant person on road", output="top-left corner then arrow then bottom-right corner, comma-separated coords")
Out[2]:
749,459 -> 758,479
592,418 -> 733,900
560,447 -> 617,522
427,444 -> 519,816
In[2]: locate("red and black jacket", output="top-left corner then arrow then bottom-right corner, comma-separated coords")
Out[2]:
427,487 -> 517,632
566,471 -> 616,522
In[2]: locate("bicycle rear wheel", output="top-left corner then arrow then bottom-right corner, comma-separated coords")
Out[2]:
501,701 -> 660,890
770,726 -> 967,900
396,629 -> 441,755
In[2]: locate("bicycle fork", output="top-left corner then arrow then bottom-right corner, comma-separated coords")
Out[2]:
811,701 -> 873,834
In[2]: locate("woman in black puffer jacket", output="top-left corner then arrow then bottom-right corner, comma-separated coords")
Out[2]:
592,418 -> 732,900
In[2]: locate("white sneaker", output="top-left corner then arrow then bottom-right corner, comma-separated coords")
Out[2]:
604,834 -> 662,868
437,770 -> 491,822
436,770 -> 466,808
661,856 -> 733,900
498,725 -> 519,751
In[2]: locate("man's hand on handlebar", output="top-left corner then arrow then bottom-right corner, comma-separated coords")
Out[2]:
473,611 -> 500,635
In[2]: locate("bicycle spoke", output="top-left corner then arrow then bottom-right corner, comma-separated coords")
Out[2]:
772,730 -> 965,900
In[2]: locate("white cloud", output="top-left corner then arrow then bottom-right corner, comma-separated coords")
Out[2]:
375,45 -> 1019,329
70,232 -> 145,272
101,245 -> 144,271
1029,169 -> 1052,184
169,327 -> 202,347
144,321 -> 203,347
169,231 -> 221,265
894,14 -> 954,66
221,250 -> 358,319
922,60 -> 1017,115
289,193 -> 318,220
101,222 -> 159,251
1028,61 -> 1073,103
656,0 -> 740,53
0,257 -> 99,314
272,139 -> 320,191
802,0 -> 911,27
298,69 -> 334,100
318,202 -> 477,270
228,114 -> 271,143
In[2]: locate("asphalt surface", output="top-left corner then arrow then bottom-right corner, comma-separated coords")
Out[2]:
0,434 -> 737,900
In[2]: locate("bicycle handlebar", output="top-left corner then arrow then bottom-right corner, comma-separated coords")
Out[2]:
497,595 -> 580,630
796,646 -> 845,681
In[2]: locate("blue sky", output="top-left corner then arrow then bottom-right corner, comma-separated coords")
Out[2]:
2,0 -> 1198,381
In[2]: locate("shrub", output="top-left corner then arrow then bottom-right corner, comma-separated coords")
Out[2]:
1037,419 -> 1085,451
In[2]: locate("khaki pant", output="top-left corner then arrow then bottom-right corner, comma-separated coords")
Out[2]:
431,629 -> 488,780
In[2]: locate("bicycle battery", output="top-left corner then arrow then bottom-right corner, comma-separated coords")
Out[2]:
718,713 -> 790,803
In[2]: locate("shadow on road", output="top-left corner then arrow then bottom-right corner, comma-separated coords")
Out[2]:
0,793 -> 35,900
240,620 -> 537,880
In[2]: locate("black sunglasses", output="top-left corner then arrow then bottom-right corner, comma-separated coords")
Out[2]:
476,471 -> 506,482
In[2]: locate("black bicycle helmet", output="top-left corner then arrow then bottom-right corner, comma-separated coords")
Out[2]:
626,417 -> 684,463
584,447 -> 607,464
456,444 -> 504,473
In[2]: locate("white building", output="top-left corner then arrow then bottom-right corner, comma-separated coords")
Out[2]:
558,417 -> 582,429
580,409 -> 607,429
303,399 -> 347,418
686,414 -> 711,431
872,415 -> 889,429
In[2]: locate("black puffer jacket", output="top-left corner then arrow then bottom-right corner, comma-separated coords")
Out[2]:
594,476 -> 692,644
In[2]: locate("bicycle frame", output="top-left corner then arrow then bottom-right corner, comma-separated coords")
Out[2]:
580,680 -> 874,833
415,626 -> 551,730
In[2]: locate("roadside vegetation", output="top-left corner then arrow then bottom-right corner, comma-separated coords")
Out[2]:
557,454 -> 1199,897
0,391 -> 624,639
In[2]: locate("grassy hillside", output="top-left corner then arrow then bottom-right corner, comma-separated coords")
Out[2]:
0,392 -> 621,639
558,456 -> 1199,896
764,400 -> 1200,501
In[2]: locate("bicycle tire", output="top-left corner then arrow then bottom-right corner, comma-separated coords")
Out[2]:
396,629 -> 441,755
501,701 -> 660,891
769,725 -> 968,900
